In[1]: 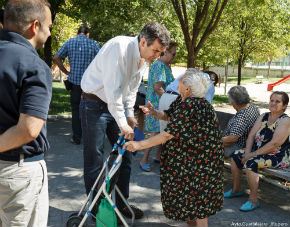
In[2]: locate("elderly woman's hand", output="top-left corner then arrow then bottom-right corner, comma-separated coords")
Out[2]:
123,141 -> 141,152
241,152 -> 256,165
139,101 -> 156,116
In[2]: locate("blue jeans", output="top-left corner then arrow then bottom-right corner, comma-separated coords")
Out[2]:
70,84 -> 82,143
79,97 -> 132,209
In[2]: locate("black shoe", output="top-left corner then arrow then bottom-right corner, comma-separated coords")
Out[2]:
70,138 -> 81,145
120,205 -> 144,219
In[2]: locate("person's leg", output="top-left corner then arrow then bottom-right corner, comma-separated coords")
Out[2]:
245,169 -> 259,204
224,143 -> 242,159
28,160 -> 49,227
137,110 -> 145,132
154,144 -> 162,162
140,147 -> 152,165
0,160 -> 48,227
231,158 -> 243,193
140,132 -> 158,166
106,113 -> 132,209
195,218 -> 208,227
70,84 -> 82,144
80,98 -> 107,195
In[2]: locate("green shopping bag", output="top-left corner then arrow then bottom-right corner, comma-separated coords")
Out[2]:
96,177 -> 117,227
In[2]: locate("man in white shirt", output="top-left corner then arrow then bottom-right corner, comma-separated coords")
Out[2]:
80,21 -> 170,219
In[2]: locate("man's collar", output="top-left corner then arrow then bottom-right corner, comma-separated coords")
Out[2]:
0,30 -> 38,56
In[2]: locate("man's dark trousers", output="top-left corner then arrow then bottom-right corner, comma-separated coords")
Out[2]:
71,84 -> 82,144
79,97 -> 132,209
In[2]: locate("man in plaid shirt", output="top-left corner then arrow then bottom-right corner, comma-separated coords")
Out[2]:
53,27 -> 100,144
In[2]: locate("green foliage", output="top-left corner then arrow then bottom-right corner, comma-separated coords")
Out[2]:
70,0 -> 156,44
49,82 -> 71,115
51,13 -> 80,55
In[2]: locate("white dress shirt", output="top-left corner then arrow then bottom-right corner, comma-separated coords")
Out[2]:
81,36 -> 148,127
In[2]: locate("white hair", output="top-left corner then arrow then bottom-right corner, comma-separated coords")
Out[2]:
182,68 -> 210,98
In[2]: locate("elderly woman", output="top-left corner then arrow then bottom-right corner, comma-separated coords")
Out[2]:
222,86 -> 260,158
224,91 -> 290,211
140,41 -> 178,172
125,68 -> 224,227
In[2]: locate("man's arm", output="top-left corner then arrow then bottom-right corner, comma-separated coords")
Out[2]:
53,54 -> 70,76
0,113 -> 45,153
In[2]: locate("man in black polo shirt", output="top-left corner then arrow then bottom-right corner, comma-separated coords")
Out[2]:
0,0 -> 52,226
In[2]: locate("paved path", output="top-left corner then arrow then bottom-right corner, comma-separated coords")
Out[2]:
47,119 -> 290,227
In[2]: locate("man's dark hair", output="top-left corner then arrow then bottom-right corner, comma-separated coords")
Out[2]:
4,0 -> 50,34
139,21 -> 170,48
0,9 -> 4,25
77,26 -> 89,35
204,70 -> 219,86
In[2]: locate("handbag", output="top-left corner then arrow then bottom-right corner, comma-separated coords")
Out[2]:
96,177 -> 117,227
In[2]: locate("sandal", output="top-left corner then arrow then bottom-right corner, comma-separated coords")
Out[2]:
140,163 -> 151,172
120,205 -> 144,219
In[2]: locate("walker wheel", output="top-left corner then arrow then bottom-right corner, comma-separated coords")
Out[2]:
68,212 -> 81,218
66,215 -> 86,227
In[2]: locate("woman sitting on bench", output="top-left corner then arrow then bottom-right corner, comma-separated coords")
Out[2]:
224,91 -> 290,211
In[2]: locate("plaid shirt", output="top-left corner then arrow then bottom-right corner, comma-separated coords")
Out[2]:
56,35 -> 100,85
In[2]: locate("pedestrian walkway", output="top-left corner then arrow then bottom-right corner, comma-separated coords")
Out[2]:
47,119 -> 290,227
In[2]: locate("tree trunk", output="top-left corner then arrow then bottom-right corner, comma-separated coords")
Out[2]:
202,62 -> 206,71
44,36 -> 52,68
187,52 -> 195,68
224,57 -> 229,95
238,57 -> 242,85
267,57 -> 272,80
43,12 -> 56,68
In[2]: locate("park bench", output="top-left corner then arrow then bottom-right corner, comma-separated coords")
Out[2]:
216,111 -> 290,182
256,75 -> 264,84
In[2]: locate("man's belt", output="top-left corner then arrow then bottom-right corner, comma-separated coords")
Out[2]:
165,90 -> 179,96
0,153 -> 44,162
82,92 -> 105,104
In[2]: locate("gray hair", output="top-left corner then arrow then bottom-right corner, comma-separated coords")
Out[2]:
139,21 -> 170,48
228,86 -> 250,106
4,0 -> 50,34
182,68 -> 210,98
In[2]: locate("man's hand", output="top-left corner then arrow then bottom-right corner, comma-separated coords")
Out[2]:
119,124 -> 134,140
139,101 -> 156,116
127,117 -> 137,130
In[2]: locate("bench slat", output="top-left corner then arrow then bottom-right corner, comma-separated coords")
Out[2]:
262,168 -> 290,181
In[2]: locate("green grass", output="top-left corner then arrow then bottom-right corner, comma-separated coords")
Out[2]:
212,95 -> 229,104
226,76 -> 280,84
49,82 -> 71,115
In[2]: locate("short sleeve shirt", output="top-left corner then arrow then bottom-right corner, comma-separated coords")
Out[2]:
223,104 -> 260,148
56,35 -> 100,85
0,30 -> 52,158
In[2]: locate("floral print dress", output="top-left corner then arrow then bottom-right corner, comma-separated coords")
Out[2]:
232,112 -> 290,173
161,96 -> 224,221
145,61 -> 175,132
